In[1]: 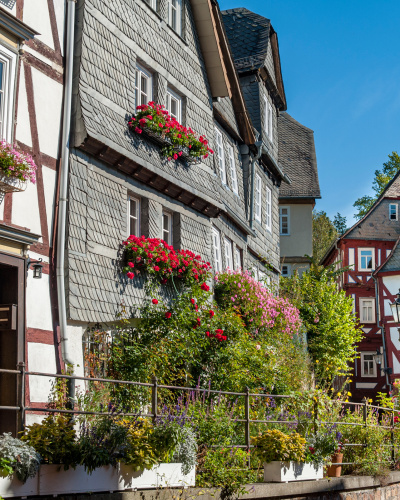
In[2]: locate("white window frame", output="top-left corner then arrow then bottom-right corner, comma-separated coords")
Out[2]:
281,264 -> 291,277
162,210 -> 173,246
252,266 -> 258,280
266,186 -> 272,232
166,87 -> 182,122
127,196 -> 140,237
359,298 -> 375,323
361,352 -> 377,378
255,174 -> 262,223
215,128 -> 226,184
135,64 -> 152,109
227,145 -> 238,194
264,96 -> 273,143
167,0 -> 182,36
212,226 -> 222,273
358,248 -> 375,271
389,203 -> 398,221
279,206 -> 290,235
144,0 -> 157,9
0,45 -> 16,143
234,246 -> 242,270
224,237 -> 233,270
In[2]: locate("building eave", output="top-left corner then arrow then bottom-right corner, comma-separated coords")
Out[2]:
0,7 -> 39,41
0,223 -> 41,246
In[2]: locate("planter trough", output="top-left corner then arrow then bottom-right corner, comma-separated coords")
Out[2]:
263,461 -> 323,482
0,462 -> 195,497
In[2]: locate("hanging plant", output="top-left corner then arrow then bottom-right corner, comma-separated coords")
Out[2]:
128,102 -> 214,161
122,235 -> 212,286
0,141 -> 37,193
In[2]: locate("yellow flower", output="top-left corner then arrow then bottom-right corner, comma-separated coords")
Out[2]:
337,392 -> 341,397
347,392 -> 352,397
368,399 -> 373,403
348,379 -> 353,383
315,360 -> 319,364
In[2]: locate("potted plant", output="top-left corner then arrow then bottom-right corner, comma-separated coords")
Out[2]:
0,141 -> 37,193
252,429 -> 323,482
307,428 -> 344,478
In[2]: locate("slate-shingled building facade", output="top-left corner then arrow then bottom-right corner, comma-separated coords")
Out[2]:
63,0 -> 291,376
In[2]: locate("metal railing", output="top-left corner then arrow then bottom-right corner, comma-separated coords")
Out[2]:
1,365 -> 399,469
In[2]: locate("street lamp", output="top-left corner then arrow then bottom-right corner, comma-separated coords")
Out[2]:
390,288 -> 400,342
26,257 -> 43,279
373,348 -> 393,375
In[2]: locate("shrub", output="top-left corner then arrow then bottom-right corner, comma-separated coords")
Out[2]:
251,429 -> 306,463
0,433 -> 41,483
172,426 -> 198,475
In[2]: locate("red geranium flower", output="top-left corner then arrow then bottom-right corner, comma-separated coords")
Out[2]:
200,283 -> 210,291
128,262 -> 134,268
152,299 -> 158,305
165,312 -> 172,319
154,266 -> 160,272
127,272 -> 134,279
209,310 -> 215,318
190,298 -> 196,305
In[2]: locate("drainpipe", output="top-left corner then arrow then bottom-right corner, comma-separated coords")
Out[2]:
372,274 -> 390,390
249,141 -> 262,230
56,0 -> 76,372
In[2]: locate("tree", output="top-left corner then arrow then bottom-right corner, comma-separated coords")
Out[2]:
333,212 -> 347,236
312,210 -> 338,264
280,265 -> 364,387
353,152 -> 400,219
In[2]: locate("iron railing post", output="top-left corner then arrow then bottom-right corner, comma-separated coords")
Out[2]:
391,409 -> 395,464
16,362 -> 25,432
152,375 -> 158,422
66,376 -> 76,422
245,387 -> 250,466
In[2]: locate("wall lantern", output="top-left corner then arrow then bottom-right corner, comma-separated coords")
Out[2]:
373,347 -> 393,375
390,288 -> 400,342
26,257 -> 43,279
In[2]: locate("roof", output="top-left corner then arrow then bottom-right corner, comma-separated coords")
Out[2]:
278,112 -> 321,199
221,8 -> 271,71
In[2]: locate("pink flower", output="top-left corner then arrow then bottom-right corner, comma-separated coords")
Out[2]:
256,344 -> 261,350
154,266 -> 160,271
135,127 -> 143,134
128,262 -> 134,268
127,272 -> 134,279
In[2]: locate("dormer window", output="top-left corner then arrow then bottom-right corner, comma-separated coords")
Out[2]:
167,0 -> 182,36
166,87 -> 182,122
389,203 -> 398,220
263,96 -> 273,143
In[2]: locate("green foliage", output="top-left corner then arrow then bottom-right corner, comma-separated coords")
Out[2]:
353,151 -> 400,219
172,426 -> 198,475
312,210 -> 338,263
333,212 -> 347,236
0,433 -> 41,483
252,429 -> 306,463
21,416 -> 78,469
197,448 -> 259,500
0,457 -> 14,477
280,267 -> 364,385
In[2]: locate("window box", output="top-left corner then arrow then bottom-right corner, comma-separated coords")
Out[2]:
136,127 -> 199,163
263,461 -> 323,482
0,463 -> 195,498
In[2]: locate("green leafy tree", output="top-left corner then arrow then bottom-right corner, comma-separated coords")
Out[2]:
280,265 -> 364,386
353,151 -> 400,219
333,212 -> 347,236
312,210 -> 338,264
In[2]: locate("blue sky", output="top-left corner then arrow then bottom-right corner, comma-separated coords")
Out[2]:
218,0 -> 400,225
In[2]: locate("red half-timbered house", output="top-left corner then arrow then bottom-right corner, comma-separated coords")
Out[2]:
322,172 -> 400,402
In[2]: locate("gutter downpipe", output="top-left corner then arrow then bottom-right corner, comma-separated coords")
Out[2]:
249,141 -> 262,230
372,273 -> 390,390
56,0 -> 76,373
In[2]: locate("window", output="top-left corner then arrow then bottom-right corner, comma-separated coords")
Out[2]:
281,264 -> 291,277
359,298 -> 375,323
135,64 -> 152,108
167,0 -> 182,35
264,96 -> 273,143
389,204 -> 398,220
227,145 -> 238,194
224,237 -> 233,270
280,206 -> 290,235
266,186 -> 272,231
212,227 -> 222,273
252,266 -> 258,280
0,45 -> 16,142
128,196 -> 140,237
255,174 -> 262,222
361,352 -> 377,377
144,0 -> 156,9
258,270 -> 266,283
215,128 -> 226,184
234,246 -> 242,269
358,248 -> 374,271
166,87 -> 182,122
162,211 -> 173,246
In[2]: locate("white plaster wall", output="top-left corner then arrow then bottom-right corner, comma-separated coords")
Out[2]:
383,275 -> 400,296
26,271 -> 53,330
348,248 -> 355,268
15,65 -> 33,148
280,204 -> 313,258
23,0 -> 54,49
12,180 -> 42,235
25,413 -> 45,426
42,165 -> 57,243
31,68 -> 63,159
27,342 -> 57,402
65,324 -> 85,394
0,1 -> 17,16
53,0 -> 66,56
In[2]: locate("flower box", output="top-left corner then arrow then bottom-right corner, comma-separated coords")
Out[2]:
0,463 -> 195,497
263,461 -> 323,482
0,172 -> 27,193
139,128 -> 198,163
